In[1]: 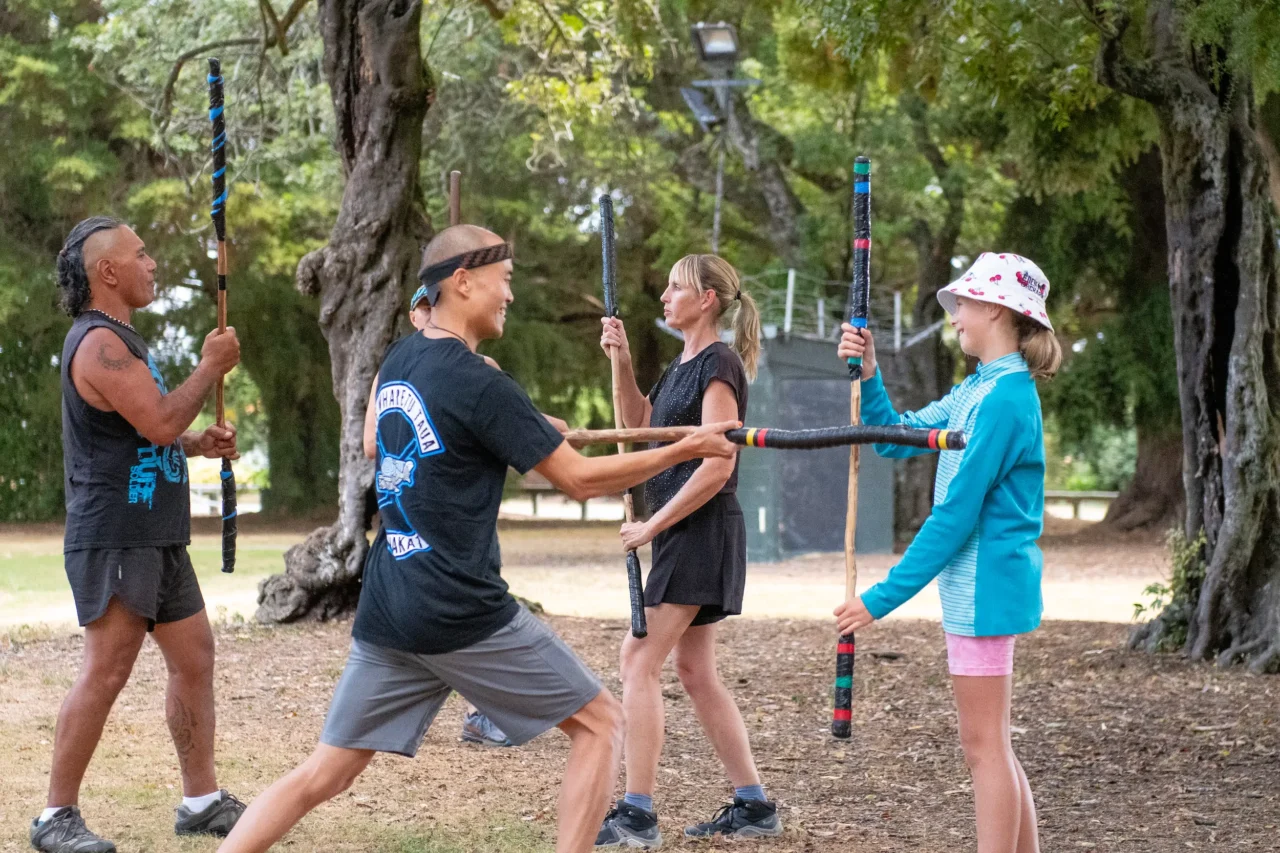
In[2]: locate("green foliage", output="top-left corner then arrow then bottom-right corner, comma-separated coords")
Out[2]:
3,0 -> 1203,526
1133,527 -> 1208,651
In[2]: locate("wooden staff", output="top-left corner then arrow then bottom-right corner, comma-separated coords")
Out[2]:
599,194 -> 647,638
562,424 -> 964,451
449,170 -> 462,226
208,58 -> 237,574
834,155 -> 872,739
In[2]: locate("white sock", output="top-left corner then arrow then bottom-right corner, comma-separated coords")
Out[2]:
182,791 -> 222,812
38,806 -> 69,824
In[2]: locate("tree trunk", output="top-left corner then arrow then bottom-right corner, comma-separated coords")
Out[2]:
1099,0 -> 1280,671
236,278 -> 341,516
1102,428 -> 1183,531
1100,148 -> 1185,532
256,0 -> 431,622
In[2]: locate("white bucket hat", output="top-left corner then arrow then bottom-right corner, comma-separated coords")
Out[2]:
937,252 -> 1053,331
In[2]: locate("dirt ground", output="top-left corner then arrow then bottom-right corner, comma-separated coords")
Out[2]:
1,521 -> 1277,851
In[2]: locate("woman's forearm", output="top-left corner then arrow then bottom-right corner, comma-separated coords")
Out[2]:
644,461 -> 733,536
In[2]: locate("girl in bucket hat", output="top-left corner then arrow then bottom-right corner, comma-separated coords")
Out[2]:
835,252 -> 1061,853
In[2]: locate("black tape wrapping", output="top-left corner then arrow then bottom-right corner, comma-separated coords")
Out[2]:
600,195 -> 618,318
208,59 -> 226,243
832,631 -> 854,739
220,458 -> 237,573
848,156 -> 871,381
626,551 -> 647,638
726,424 -> 965,451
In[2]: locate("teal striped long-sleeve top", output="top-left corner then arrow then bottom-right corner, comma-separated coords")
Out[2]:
859,352 -> 1045,637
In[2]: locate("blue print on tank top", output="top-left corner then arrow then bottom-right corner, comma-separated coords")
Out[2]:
375,381 -> 446,559
127,356 -> 188,509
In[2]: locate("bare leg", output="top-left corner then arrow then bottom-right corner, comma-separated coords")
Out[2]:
555,690 -> 624,853
1014,757 -> 1040,853
152,609 -> 218,796
46,597 -> 148,807
618,604 -> 699,797
672,623 -> 760,789
216,744 -> 374,853
953,674 -> 1036,853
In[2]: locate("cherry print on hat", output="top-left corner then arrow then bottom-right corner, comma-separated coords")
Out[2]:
937,252 -> 1053,332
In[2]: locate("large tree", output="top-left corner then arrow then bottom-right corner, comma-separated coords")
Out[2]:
1088,0 -> 1280,671
256,0 -> 431,621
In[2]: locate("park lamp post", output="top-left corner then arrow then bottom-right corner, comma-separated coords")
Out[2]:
680,22 -> 760,255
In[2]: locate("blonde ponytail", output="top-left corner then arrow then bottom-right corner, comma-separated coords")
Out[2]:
669,254 -> 760,380
1014,313 -> 1062,380
731,289 -> 761,381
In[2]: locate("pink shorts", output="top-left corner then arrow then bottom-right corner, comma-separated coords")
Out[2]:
944,632 -> 1016,676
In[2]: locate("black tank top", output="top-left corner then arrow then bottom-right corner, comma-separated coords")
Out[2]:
61,313 -> 190,552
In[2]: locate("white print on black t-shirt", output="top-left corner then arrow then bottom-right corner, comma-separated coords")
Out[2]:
375,381 -> 446,560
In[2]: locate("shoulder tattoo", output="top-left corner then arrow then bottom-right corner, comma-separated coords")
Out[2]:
96,341 -> 133,371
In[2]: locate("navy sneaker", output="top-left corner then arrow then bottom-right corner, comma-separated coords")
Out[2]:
684,797 -> 781,839
29,806 -> 116,853
174,790 -> 246,837
595,800 -> 662,849
460,711 -> 513,747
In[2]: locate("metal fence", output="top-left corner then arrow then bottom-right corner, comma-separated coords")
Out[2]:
740,268 -> 946,353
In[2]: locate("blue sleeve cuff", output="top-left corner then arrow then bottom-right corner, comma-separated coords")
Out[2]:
861,583 -> 897,620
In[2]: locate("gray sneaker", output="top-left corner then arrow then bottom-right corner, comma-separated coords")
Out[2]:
460,711 -> 513,747
29,806 -> 116,853
595,800 -> 662,849
174,790 -> 246,837
684,797 -> 781,839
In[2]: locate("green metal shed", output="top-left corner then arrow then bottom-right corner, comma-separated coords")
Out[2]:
736,334 -> 896,562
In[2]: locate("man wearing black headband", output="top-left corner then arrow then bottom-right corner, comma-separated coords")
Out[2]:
360,252 -> 568,750
221,225 -> 741,853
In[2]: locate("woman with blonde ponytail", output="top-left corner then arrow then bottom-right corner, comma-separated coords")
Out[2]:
594,254 -> 778,847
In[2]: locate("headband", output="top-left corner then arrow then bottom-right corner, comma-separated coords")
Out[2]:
416,242 -> 513,306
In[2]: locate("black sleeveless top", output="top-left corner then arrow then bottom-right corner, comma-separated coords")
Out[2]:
644,341 -> 748,512
61,313 -> 190,552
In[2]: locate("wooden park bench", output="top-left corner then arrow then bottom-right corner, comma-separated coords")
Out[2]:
515,470 -> 590,520
1044,489 -> 1119,519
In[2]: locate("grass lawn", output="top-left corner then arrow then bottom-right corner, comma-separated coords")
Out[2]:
0,534 -> 289,633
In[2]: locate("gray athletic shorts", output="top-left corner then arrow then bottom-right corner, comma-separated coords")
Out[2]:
320,607 -> 603,756
64,545 -> 205,630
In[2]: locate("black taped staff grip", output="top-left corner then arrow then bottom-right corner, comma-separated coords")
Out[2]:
626,551 -> 646,635
832,633 -> 854,738
729,425 -> 964,451
600,193 -> 646,639
208,58 -> 236,573
208,59 -> 227,242
847,156 -> 871,381
600,195 -> 618,318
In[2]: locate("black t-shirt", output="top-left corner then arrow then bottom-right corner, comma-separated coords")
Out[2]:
61,313 -> 190,552
644,341 -> 748,512
352,334 -> 564,654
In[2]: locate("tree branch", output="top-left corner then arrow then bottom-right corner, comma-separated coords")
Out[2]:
158,38 -> 262,133
157,0 -> 314,133
475,0 -> 507,20
900,91 -> 948,179
1084,0 -> 1166,105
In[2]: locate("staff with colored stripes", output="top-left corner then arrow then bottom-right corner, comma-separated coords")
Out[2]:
207,59 -> 237,573
833,155 -> 872,738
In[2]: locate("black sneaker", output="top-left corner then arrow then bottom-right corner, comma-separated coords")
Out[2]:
595,800 -> 662,849
684,797 -> 781,839
460,711 -> 513,747
174,790 -> 246,837
29,806 -> 116,853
